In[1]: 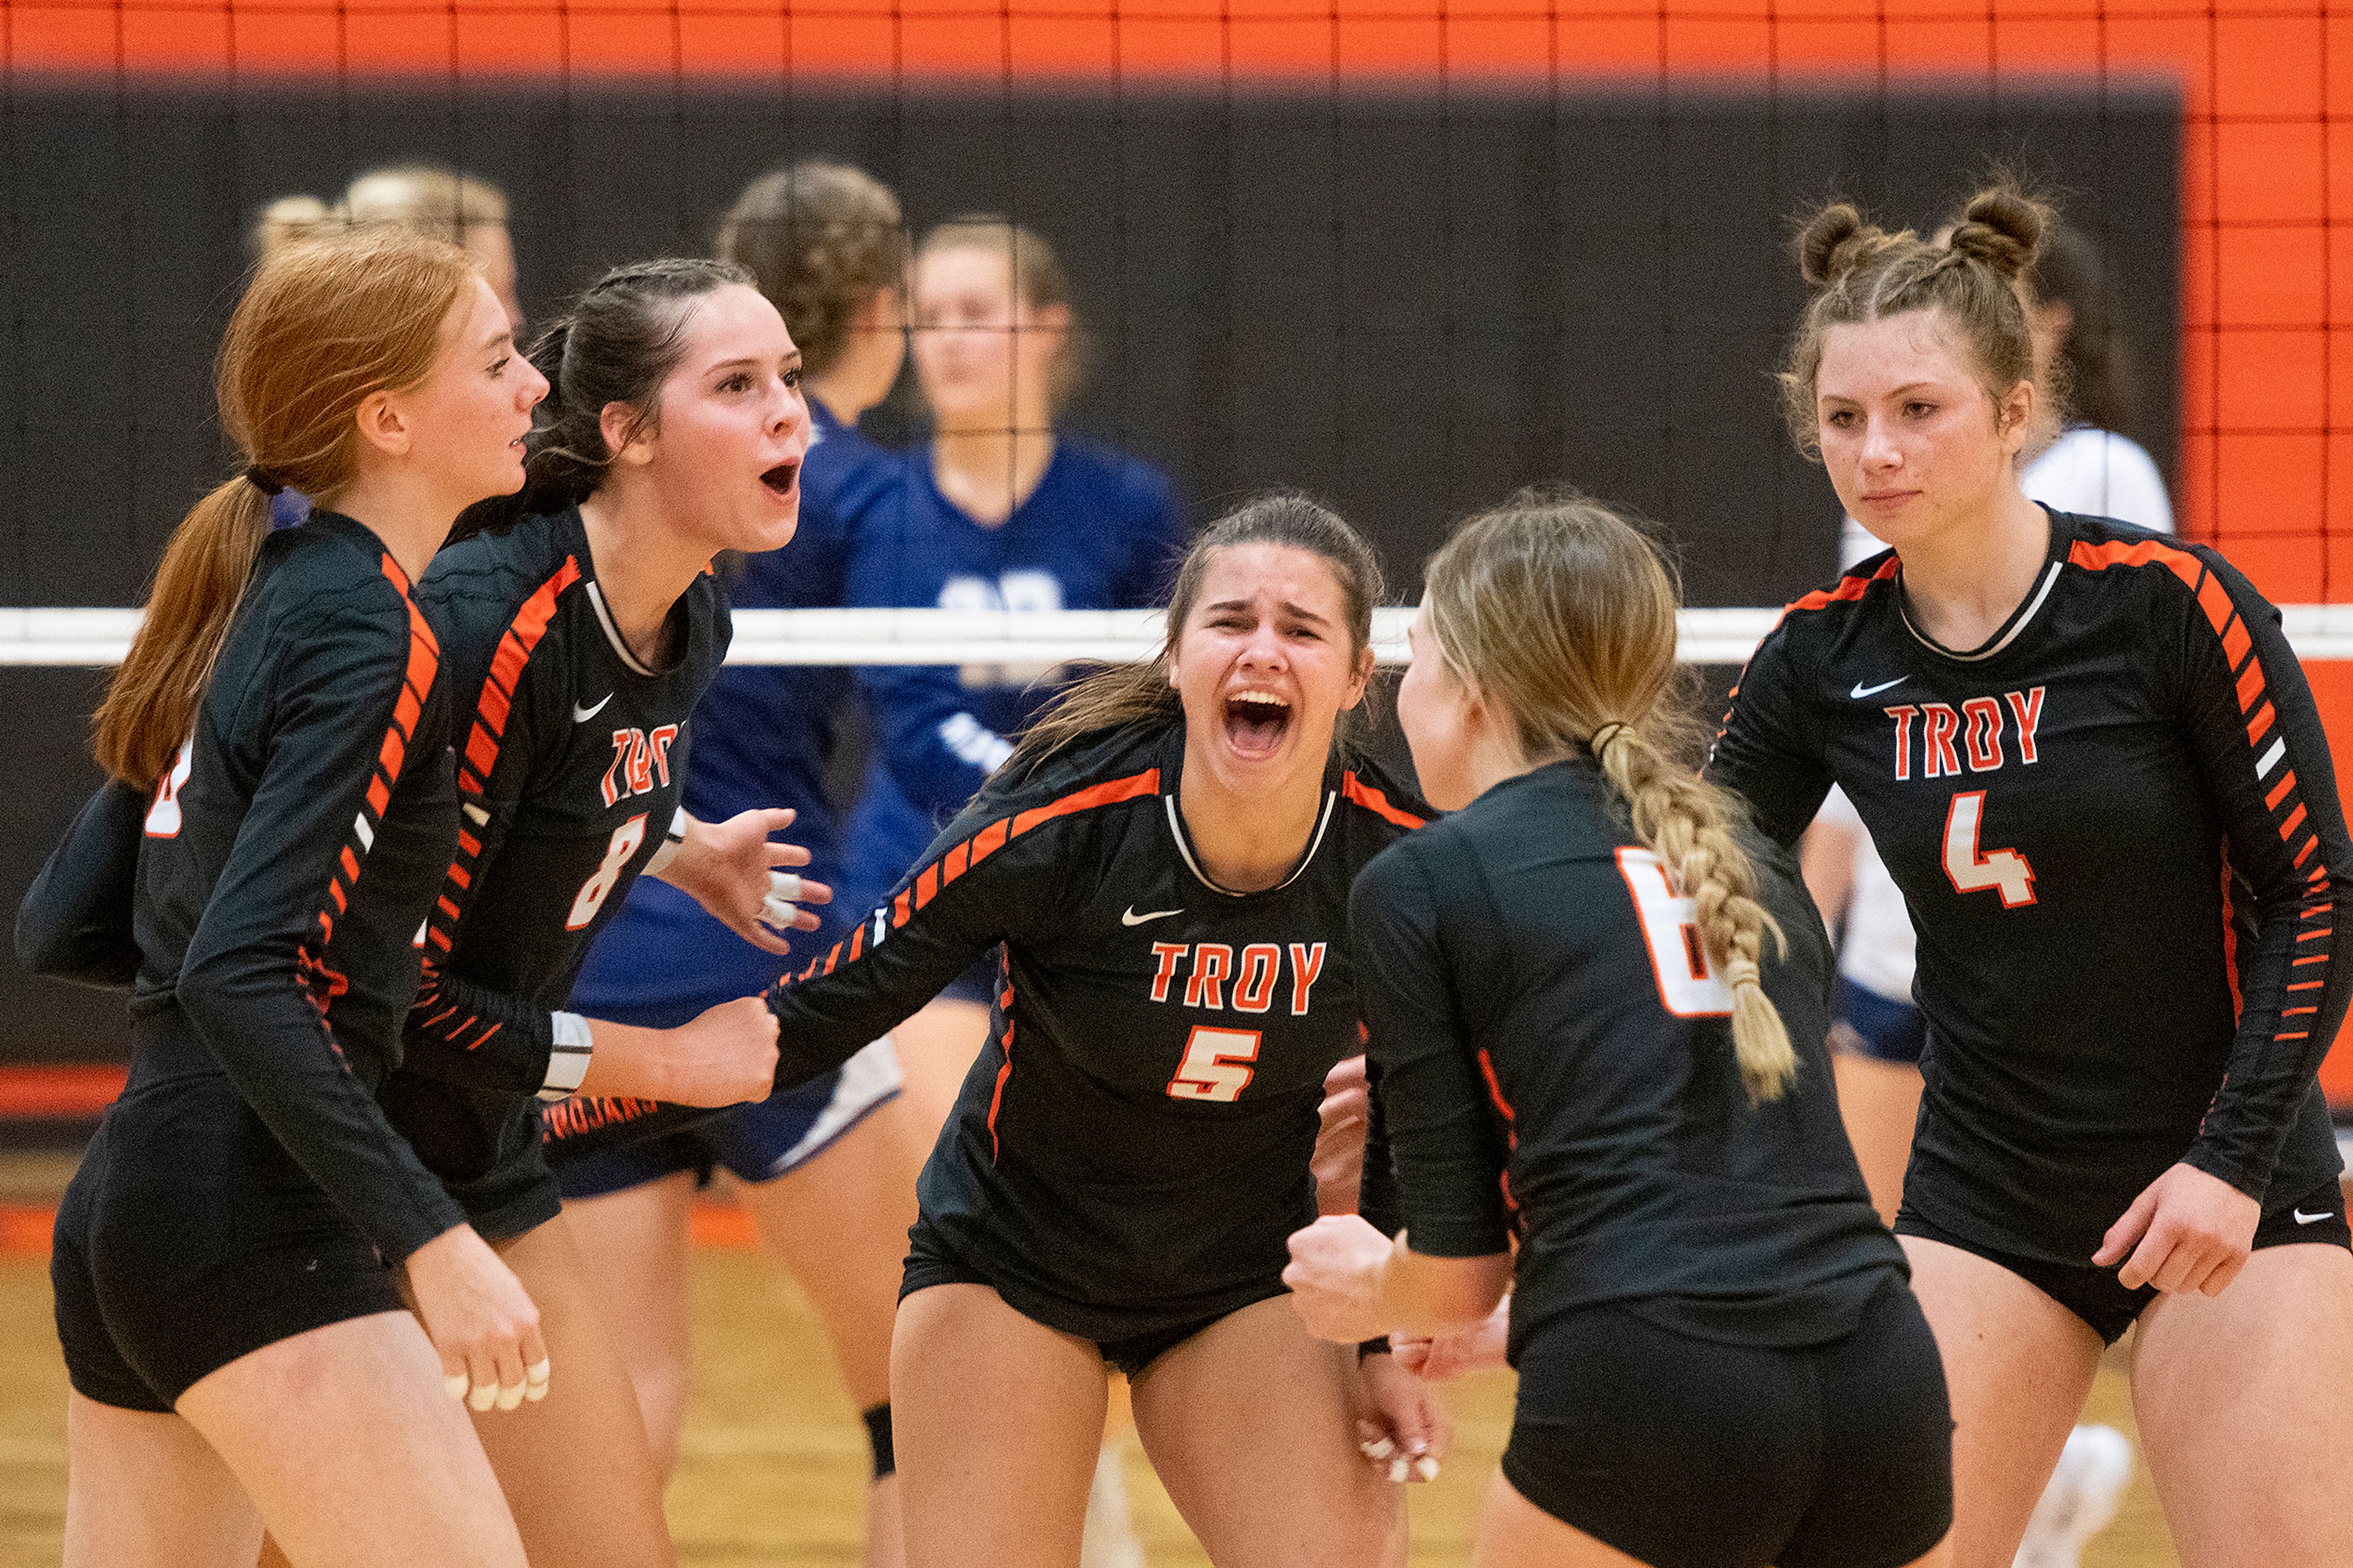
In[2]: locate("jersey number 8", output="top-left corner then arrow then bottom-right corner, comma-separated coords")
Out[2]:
567,813 -> 648,931
1166,1025 -> 1263,1103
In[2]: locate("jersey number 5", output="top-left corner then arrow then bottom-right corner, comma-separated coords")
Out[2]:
567,813 -> 648,930
1942,790 -> 2036,908
1615,847 -> 1734,1017
1166,1025 -> 1262,1103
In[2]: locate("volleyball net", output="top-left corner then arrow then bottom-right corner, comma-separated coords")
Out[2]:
2,0 -> 2349,1080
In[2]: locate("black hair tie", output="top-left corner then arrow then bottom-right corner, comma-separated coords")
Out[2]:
243,465 -> 286,498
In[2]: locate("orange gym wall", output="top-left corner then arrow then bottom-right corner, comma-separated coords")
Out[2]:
14,0 -> 2353,1087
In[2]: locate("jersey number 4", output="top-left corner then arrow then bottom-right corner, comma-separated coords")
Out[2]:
1616,847 -> 1735,1017
1942,790 -> 2036,908
567,814 -> 648,930
1166,1025 -> 1262,1103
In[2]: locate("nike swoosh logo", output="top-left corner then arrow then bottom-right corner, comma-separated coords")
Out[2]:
2295,1208 -> 2335,1225
573,694 -> 613,724
1122,906 -> 1183,926
1850,676 -> 1909,700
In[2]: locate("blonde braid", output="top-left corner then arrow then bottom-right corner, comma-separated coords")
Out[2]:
1592,723 -> 1795,1103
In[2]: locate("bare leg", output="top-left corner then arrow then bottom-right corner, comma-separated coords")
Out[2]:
2131,1243 -> 2353,1568
1901,1237 -> 2102,1568
64,1392 -> 262,1568
1127,1296 -> 1404,1568
558,1170 -> 701,1476
890,1282 -> 1107,1568
470,1215 -> 678,1568
1830,1045 -> 1922,1227
889,998 -> 992,1145
741,1092 -> 928,1568
173,1310 -> 526,1568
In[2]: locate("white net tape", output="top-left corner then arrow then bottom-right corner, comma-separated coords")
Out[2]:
9,605 -> 2353,668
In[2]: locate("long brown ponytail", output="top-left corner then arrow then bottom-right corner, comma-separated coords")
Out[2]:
1423,487 -> 1796,1102
94,229 -> 477,788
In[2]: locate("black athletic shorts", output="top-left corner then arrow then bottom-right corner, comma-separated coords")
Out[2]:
1502,1277 -> 1952,1568
1895,1172 -> 2353,1346
52,1073 -> 409,1412
900,1215 -> 1274,1379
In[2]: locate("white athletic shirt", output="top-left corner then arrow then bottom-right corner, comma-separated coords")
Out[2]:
1827,427 -> 2173,1004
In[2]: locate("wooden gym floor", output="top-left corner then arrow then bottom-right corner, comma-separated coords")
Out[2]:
0,1156 -> 2178,1567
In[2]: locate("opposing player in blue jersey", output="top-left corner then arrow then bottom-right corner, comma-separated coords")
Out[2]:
841,214 -> 1186,1133
559,161 -> 930,1566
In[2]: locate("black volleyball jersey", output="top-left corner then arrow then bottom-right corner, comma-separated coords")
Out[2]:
548,717 -> 1429,1338
1354,759 -> 1903,1357
117,511 -> 466,1260
1711,509 -> 2353,1265
381,508 -> 729,1208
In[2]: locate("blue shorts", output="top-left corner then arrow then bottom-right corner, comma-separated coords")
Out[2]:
1830,978 -> 1927,1066
560,878 -> 902,1197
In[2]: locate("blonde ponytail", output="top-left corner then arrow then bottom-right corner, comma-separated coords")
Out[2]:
1590,722 -> 1794,1103
1424,487 -> 1798,1104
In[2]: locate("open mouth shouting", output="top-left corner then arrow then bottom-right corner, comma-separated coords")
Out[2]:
1224,686 -> 1292,759
760,460 -> 801,500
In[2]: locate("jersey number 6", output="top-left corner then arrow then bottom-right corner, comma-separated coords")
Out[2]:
567,812 -> 648,930
1166,1025 -> 1263,1103
1941,790 -> 2036,908
1616,847 -> 1735,1017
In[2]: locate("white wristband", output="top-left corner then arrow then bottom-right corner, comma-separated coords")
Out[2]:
539,1011 -> 594,1100
646,808 -> 690,878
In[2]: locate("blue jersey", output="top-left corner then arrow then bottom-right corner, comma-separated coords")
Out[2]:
837,433 -> 1185,918
569,398 -> 907,1026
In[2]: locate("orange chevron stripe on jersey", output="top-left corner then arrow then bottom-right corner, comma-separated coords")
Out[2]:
461,556 -> 583,793
2071,537 -> 2333,1056
300,555 -> 439,1023
788,768 -> 1164,983
1786,553 -> 1903,617
415,556 -> 582,1050
1715,556 -> 1904,749
1342,771 -> 1428,830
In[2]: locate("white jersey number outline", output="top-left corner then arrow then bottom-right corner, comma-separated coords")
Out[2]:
1941,790 -> 2037,908
143,737 -> 195,839
567,812 -> 648,930
1615,847 -> 1735,1017
1165,1024 -> 1262,1103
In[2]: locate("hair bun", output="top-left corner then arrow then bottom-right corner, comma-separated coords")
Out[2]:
1946,187 -> 2048,282
1795,202 -> 1892,289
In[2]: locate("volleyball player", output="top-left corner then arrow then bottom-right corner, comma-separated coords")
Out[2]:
841,213 -> 1185,1134
250,169 -> 528,532
371,257 -> 815,1567
1711,187 -> 2353,1567
258,166 -> 523,331
1284,490 -> 1951,1568
549,495 -> 1440,1568
1803,209 -> 2169,1568
559,161 -> 928,1564
26,230 -> 547,1566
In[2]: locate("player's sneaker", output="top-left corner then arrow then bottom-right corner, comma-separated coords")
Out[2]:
2014,1423 -> 2134,1568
